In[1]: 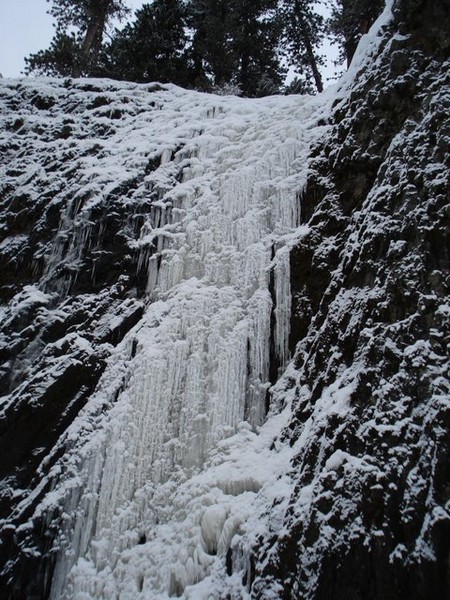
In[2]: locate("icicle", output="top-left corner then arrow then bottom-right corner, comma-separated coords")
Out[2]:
273,244 -> 292,372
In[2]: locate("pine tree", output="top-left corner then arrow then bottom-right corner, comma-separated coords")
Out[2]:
186,0 -> 234,90
25,0 -> 128,77
279,0 -> 325,94
328,0 -> 384,67
185,0 -> 284,96
26,0 -> 328,97
229,0 -> 284,96
24,31 -> 83,77
104,0 -> 188,85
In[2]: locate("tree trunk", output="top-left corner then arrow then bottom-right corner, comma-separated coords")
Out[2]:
294,0 -> 323,94
301,23 -> 323,93
73,0 -> 110,77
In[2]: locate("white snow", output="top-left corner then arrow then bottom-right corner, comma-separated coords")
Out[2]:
1,81 -> 336,600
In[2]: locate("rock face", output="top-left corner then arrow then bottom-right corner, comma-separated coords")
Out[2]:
0,0 -> 449,599
0,80 -> 154,597
0,79 -> 322,598
245,0 -> 450,598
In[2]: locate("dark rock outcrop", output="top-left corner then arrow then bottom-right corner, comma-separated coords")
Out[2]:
0,80 -> 163,596
248,1 -> 450,598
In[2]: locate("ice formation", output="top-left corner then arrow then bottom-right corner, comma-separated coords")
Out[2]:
5,2 -> 448,598
26,85 -> 333,599
0,6 -> 401,596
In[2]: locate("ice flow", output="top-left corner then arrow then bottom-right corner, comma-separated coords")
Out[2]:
46,85 -> 327,599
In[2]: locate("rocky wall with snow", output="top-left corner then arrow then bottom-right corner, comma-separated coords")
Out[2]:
241,1 -> 450,598
0,72 -> 328,598
0,0 -> 449,599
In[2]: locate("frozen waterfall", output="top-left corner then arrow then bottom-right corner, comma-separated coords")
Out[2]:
41,85 -> 331,600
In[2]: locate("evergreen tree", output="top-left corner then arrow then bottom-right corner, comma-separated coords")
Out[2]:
185,0 -> 284,96
228,0 -> 284,97
25,0 -> 128,77
104,1 -> 188,85
279,0 -> 325,93
328,0 -> 384,66
25,0 -> 329,97
25,31 -> 83,78
186,0 -> 234,90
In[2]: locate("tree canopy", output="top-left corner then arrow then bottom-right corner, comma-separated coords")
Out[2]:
328,0 -> 385,66
25,0 -> 129,77
279,0 -> 326,94
25,0 -> 385,96
102,0 -> 188,85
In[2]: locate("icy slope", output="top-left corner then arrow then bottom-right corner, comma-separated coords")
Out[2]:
46,86 -> 329,600
0,77 -> 331,598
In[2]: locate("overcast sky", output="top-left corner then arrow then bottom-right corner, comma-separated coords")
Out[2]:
0,0 -> 146,78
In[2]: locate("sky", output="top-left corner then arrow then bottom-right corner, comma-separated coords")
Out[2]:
0,0 -> 339,83
0,0 -> 146,78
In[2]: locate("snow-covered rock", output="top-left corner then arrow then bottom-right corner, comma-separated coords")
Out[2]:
0,0 -> 448,598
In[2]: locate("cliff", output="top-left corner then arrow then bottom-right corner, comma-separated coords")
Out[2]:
0,0 -> 448,598
247,0 -> 450,597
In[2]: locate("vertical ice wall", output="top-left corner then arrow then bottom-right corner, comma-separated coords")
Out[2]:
43,87 -> 329,599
